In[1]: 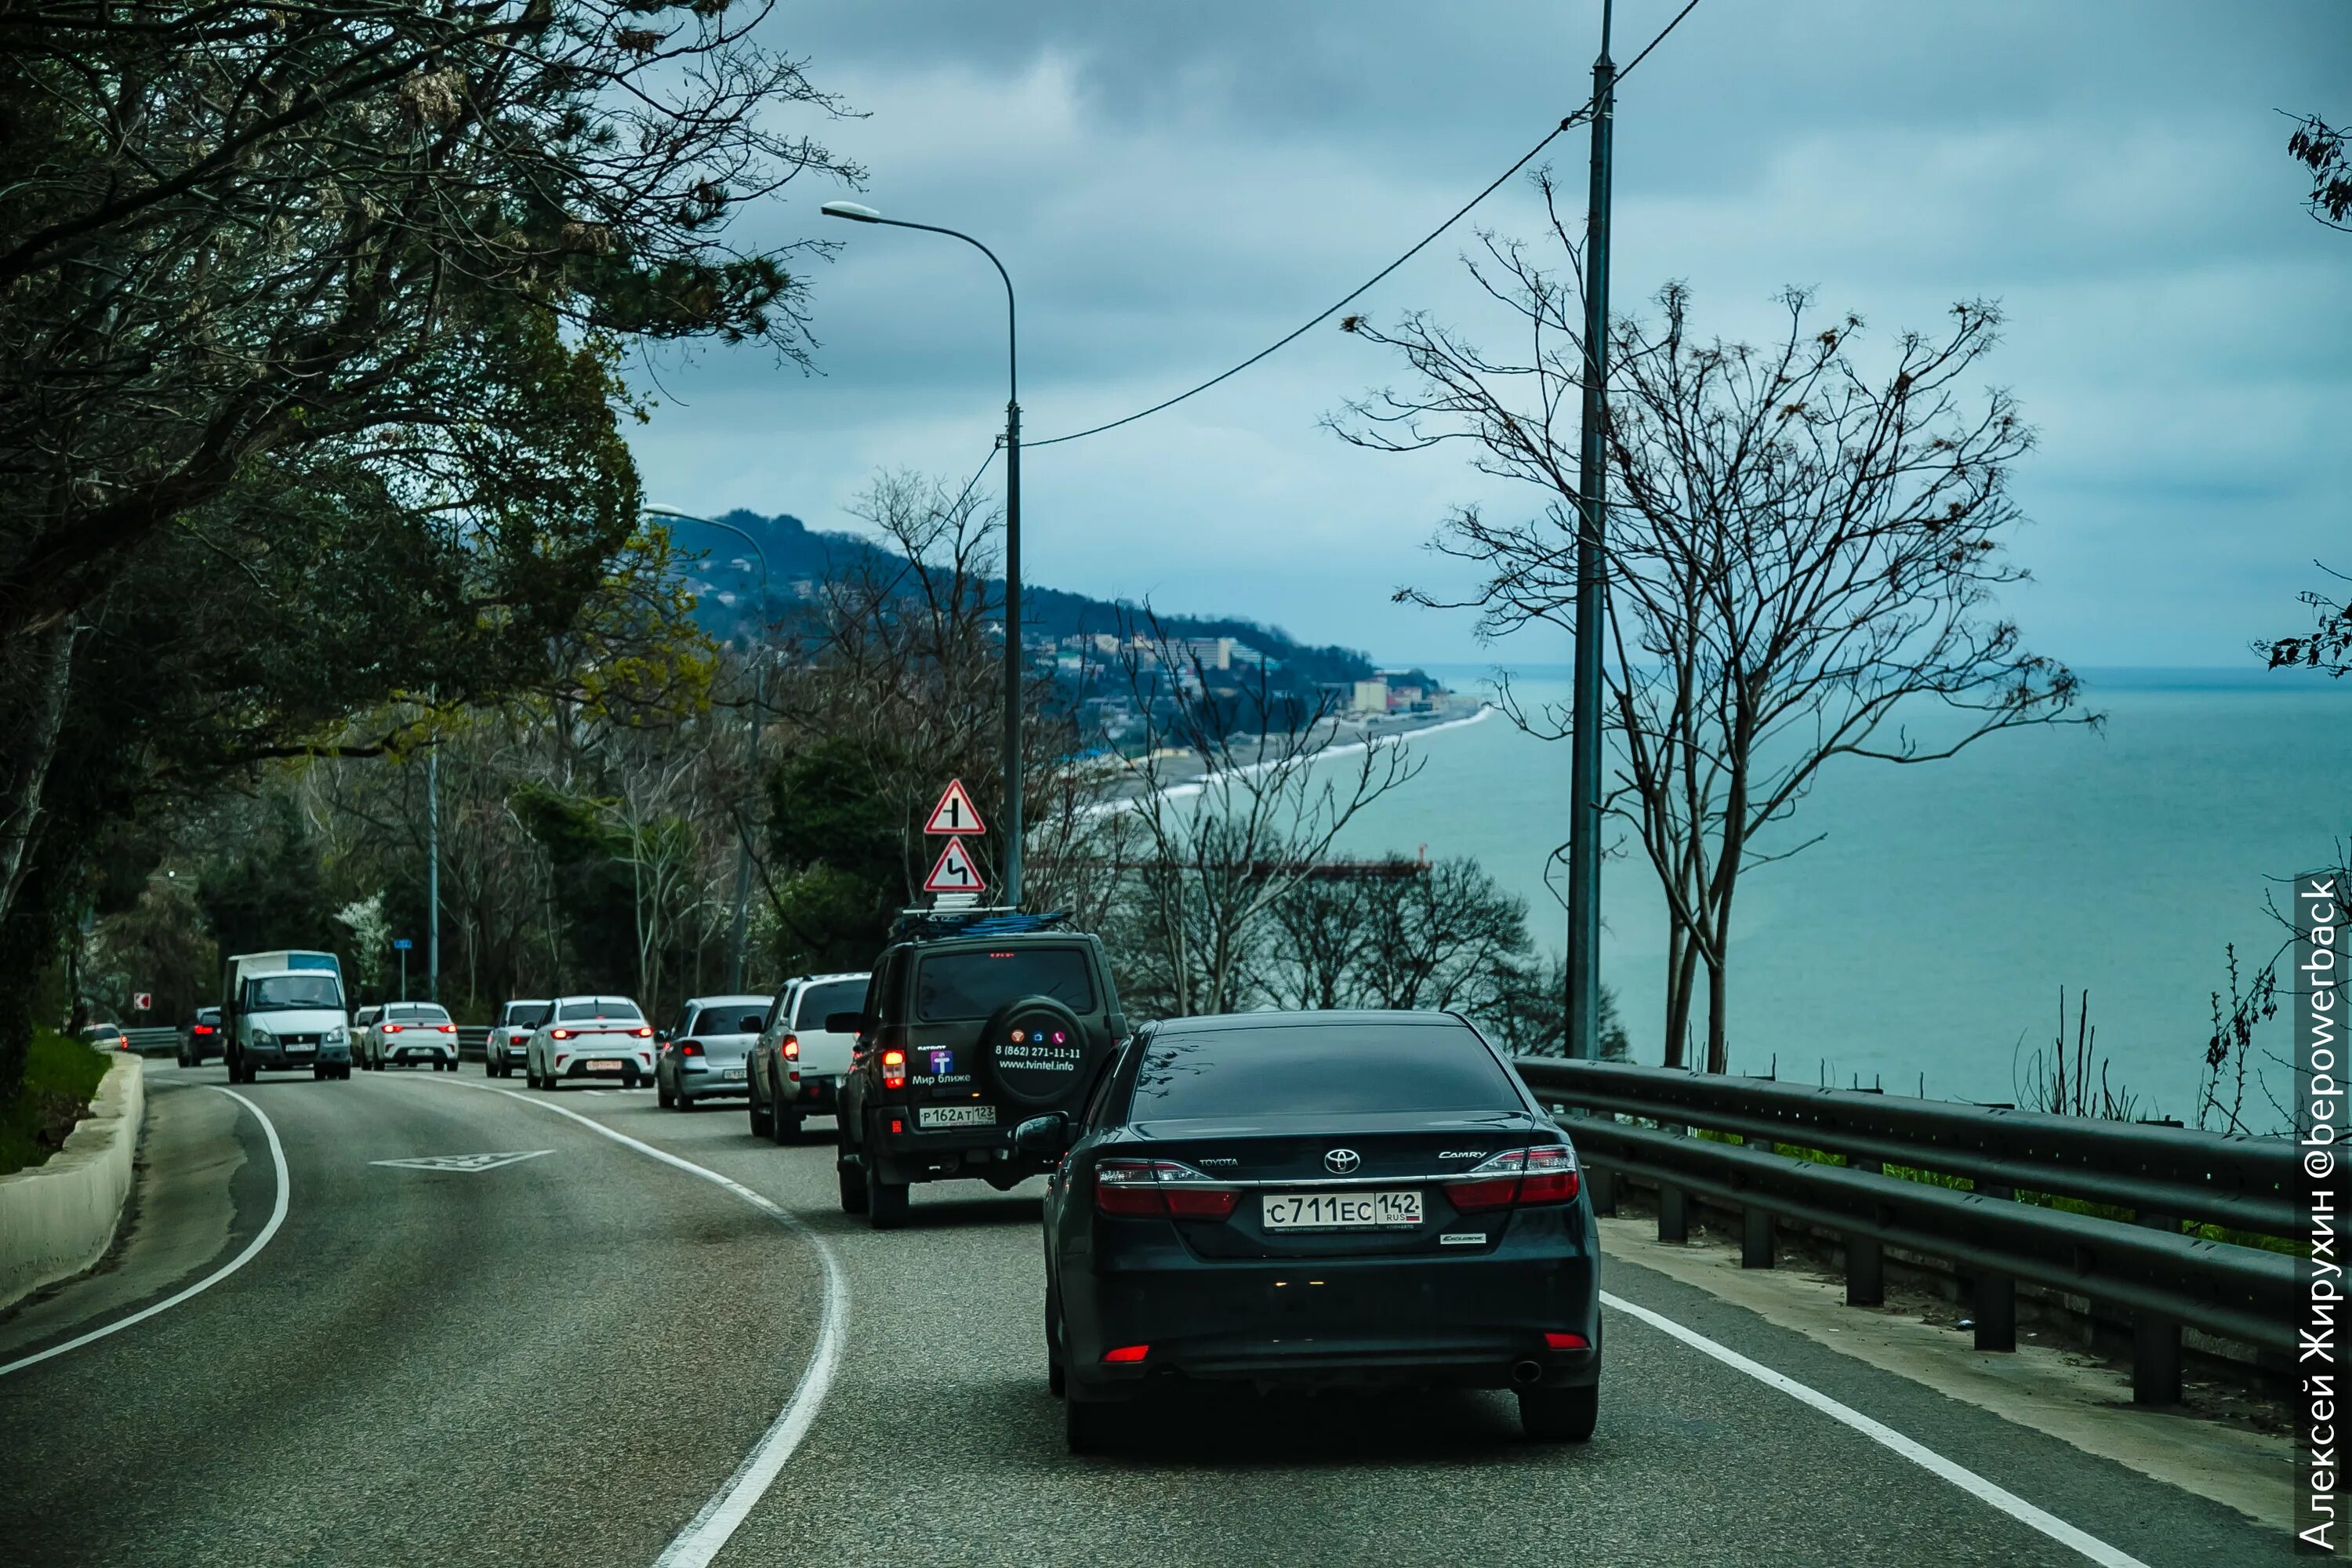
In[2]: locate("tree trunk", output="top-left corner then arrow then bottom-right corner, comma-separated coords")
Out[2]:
0,622 -> 79,933
1664,924 -> 1697,1069
1704,949 -> 1730,1074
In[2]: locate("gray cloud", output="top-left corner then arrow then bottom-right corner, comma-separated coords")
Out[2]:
633,0 -> 2352,666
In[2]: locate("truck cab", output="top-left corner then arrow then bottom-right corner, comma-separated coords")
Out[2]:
835,912 -> 1124,1229
221,949 -> 352,1082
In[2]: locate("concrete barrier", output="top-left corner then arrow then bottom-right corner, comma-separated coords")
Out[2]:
0,1054 -> 146,1309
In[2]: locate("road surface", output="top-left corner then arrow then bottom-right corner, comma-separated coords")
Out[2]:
0,1061 -> 2295,1567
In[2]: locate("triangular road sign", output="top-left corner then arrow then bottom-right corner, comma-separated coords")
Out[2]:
923,836 -> 986,895
924,779 -> 987,837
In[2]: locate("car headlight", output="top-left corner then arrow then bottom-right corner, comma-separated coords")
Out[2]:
325,1028 -> 347,1045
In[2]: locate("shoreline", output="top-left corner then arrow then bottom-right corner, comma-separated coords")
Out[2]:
1083,700 -> 1497,816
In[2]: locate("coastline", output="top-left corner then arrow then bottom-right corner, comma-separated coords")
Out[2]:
1082,699 -> 1497,815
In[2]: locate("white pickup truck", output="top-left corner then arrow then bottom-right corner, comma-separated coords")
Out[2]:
220,949 -> 353,1082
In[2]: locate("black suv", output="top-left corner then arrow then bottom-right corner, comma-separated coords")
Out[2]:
833,913 -> 1125,1229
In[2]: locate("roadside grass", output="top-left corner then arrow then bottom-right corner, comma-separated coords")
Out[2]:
0,1027 -> 113,1177
1686,1125 -> 2302,1256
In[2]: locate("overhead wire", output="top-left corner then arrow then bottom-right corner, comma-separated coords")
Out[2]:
1025,0 -> 1702,450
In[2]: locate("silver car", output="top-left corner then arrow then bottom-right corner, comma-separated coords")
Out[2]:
747,972 -> 869,1143
655,994 -> 771,1111
484,997 -> 550,1078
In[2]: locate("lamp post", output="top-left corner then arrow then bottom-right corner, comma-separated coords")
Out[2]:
644,503 -> 768,993
821,198 -> 1025,907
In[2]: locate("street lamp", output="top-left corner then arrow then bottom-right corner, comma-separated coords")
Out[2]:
821,198 -> 1026,907
644,503 -> 768,992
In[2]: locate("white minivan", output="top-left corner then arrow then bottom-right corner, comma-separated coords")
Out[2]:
746,972 -> 869,1143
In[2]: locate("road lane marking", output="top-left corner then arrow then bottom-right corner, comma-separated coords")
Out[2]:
368,1150 -> 553,1172
0,1087 -> 289,1380
1602,1291 -> 2150,1568
456,1083 -> 848,1568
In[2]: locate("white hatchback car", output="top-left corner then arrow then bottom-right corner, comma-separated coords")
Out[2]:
525,996 -> 654,1089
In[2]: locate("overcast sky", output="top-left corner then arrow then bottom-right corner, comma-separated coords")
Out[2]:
631,1 -> 2352,670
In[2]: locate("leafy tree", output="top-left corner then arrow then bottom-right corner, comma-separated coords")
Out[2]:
2289,114 -> 2351,230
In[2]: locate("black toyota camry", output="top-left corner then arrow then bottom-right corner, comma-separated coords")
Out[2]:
1022,1009 -> 1601,1454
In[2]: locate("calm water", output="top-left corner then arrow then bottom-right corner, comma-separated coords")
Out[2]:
1327,666 -> 2350,1121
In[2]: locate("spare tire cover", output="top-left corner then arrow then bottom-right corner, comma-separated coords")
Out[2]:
982,995 -> 1091,1107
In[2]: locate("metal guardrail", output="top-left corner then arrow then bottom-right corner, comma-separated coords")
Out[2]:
1514,1058 -> 2298,1404
118,1026 -> 183,1055
457,1027 -> 491,1062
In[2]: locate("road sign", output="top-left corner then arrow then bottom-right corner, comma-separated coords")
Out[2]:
924,779 -> 987,837
393,938 -> 414,951
132,992 -> 152,1013
923,837 -> 985,895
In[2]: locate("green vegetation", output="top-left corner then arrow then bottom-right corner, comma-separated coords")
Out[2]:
0,1028 -> 111,1178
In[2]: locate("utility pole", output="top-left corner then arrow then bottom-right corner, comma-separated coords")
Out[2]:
426,739 -> 441,1004
1002,397 -> 1024,908
1565,0 -> 1616,1062
727,653 -> 760,993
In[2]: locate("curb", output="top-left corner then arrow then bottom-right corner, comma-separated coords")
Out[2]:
0,1054 -> 146,1310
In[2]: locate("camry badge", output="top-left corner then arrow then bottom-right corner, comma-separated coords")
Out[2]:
1323,1148 -> 1361,1174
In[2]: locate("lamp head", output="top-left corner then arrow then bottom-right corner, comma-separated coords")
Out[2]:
820,200 -> 882,223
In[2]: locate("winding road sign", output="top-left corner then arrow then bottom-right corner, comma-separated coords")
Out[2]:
923,837 -> 985,895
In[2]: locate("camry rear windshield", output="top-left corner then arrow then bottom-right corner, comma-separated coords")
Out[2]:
558,999 -> 642,1021
1128,1024 -> 1521,1119
795,978 -> 869,1030
915,949 -> 1094,1022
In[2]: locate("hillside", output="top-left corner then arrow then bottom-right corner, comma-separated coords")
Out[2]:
676,508 -> 1396,691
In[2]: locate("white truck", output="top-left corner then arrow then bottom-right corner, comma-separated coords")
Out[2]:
220,949 -> 354,1083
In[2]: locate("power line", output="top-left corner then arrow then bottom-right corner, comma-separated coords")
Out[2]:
1026,1 -> 1701,450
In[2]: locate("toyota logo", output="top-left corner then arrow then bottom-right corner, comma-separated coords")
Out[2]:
1323,1148 -> 1361,1174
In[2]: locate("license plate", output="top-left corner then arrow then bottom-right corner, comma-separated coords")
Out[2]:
917,1103 -> 996,1128
588,1060 -> 625,1074
1261,1190 -> 1423,1231
723,1067 -> 746,1080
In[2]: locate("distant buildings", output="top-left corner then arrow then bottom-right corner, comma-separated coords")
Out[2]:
1349,677 -> 1388,715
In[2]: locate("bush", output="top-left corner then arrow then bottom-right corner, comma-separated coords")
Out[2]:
0,1026 -> 112,1176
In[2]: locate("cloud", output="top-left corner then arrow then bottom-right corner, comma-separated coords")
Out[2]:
631,0 -> 2352,666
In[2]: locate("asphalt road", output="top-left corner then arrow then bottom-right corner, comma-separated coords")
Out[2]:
0,1060 -> 2299,1568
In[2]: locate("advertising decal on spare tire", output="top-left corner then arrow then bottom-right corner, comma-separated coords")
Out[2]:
983,996 -> 1091,1106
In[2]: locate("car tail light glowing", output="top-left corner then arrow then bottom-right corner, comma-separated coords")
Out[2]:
383,1023 -> 404,1033
678,1040 -> 703,1057
1101,1344 -> 1149,1364
1544,1331 -> 1589,1350
1446,1145 -> 1580,1212
782,1034 -> 799,1060
881,1048 -> 906,1091
550,1028 -> 575,1040
193,1025 -> 214,1036
1094,1160 -> 1239,1219
630,1025 -> 653,1038
437,1023 -> 456,1033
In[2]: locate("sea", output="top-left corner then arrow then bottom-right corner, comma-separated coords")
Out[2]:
1323,664 -> 2350,1124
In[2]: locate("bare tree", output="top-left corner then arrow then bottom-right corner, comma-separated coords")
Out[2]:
1105,623 -> 1418,1019
1341,183 -> 2085,1070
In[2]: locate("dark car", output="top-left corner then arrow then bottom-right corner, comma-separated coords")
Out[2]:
179,1006 -> 225,1066
1025,1010 -> 1601,1454
835,912 -> 1123,1230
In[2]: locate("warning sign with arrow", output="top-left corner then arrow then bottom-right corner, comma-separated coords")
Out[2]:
924,778 -> 987,837
923,837 -> 985,895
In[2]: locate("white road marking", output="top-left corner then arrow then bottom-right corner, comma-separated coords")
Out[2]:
0,1087 -> 289,1379
1602,1291 -> 2150,1568
452,1082 -> 848,1568
368,1149 -> 553,1172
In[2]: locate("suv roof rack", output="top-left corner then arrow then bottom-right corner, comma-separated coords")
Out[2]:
889,906 -> 1072,943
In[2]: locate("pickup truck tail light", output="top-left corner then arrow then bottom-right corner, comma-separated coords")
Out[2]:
782,1034 -> 799,1060
1446,1145 -> 1580,1213
880,1049 -> 906,1091
1094,1159 -> 1239,1219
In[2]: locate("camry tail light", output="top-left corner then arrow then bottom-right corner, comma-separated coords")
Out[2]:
1447,1144 -> 1580,1213
678,1040 -> 704,1057
880,1049 -> 906,1091
1094,1159 -> 1240,1219
782,1034 -> 800,1061
550,1028 -> 575,1040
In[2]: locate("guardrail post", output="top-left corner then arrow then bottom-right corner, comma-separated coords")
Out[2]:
1741,1203 -> 1773,1268
1969,1180 -> 2017,1351
1588,1165 -> 1618,1217
1657,1183 -> 1688,1243
1846,1156 -> 1884,1306
2132,1208 -> 2183,1405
